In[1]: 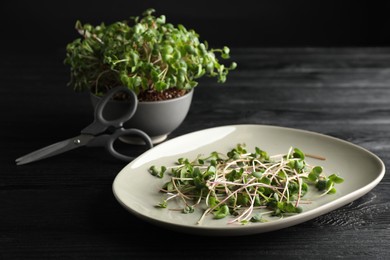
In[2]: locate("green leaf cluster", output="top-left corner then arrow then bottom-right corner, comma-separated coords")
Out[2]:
308,168 -> 344,194
64,8 -> 237,97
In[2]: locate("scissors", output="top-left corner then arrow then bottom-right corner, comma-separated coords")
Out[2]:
16,87 -> 153,165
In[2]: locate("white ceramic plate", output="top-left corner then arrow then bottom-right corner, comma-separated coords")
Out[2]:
113,125 -> 385,236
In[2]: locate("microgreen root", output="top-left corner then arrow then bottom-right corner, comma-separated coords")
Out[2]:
149,144 -> 344,225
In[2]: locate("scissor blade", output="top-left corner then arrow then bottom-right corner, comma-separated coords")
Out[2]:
15,135 -> 94,165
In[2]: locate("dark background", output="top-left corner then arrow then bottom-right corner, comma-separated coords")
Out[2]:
2,0 -> 390,51
1,1 -> 390,258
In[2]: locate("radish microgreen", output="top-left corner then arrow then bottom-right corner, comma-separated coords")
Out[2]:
149,145 -> 344,225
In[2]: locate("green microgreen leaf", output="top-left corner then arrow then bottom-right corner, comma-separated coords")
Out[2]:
183,205 -> 195,214
149,165 -> 166,178
328,174 -> 344,184
250,214 -> 267,223
155,200 -> 167,208
252,171 -> 263,178
208,196 -> 219,208
308,166 -> 323,182
213,204 -> 229,219
293,148 -> 305,160
315,179 -> 327,191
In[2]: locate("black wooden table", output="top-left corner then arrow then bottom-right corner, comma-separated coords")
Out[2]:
1,48 -> 389,258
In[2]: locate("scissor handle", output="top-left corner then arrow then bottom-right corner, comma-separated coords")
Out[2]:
81,87 -> 138,135
105,128 -> 153,162
95,86 -> 138,128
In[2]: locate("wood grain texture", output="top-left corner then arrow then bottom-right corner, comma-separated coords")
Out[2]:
1,48 -> 389,259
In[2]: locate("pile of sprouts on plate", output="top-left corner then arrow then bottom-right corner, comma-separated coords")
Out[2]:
149,144 -> 344,225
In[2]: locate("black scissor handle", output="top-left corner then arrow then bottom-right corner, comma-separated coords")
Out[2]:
95,87 -> 138,128
106,128 -> 153,162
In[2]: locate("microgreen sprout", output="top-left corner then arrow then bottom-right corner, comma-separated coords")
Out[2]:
65,8 -> 237,97
149,144 -> 344,225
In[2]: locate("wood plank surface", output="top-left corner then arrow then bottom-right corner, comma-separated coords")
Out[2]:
1,48 -> 389,259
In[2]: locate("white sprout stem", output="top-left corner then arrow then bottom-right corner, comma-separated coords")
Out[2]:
171,178 -> 192,201
293,169 -> 302,207
229,187 -> 259,224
